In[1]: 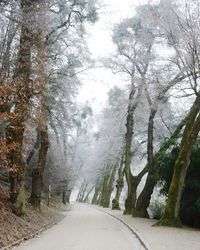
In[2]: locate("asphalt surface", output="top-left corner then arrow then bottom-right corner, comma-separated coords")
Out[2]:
14,203 -> 144,250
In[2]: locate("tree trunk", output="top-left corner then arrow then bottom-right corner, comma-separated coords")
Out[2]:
83,186 -> 94,203
124,107 -> 134,214
7,0 -> 32,216
157,97 -> 200,227
76,183 -> 84,201
112,154 -> 124,210
96,179 -> 104,205
99,174 -> 109,206
30,124 -> 49,207
47,185 -> 51,207
62,191 -> 67,205
124,79 -> 143,214
92,186 -> 100,205
133,107 -> 157,217
77,183 -> 88,202
9,170 -> 26,216
30,28 -> 48,208
62,190 -> 71,204
102,165 -> 117,208
80,183 -> 88,202
26,129 -> 41,165
134,113 -> 186,218
134,169 -> 156,217
66,190 -> 71,203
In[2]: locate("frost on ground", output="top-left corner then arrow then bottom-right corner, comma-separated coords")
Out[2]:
0,186 -> 66,249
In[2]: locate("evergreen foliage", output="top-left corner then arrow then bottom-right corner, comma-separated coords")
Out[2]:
157,139 -> 200,228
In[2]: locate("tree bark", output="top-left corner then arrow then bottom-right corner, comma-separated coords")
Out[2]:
30,29 -> 49,208
112,153 -> 124,210
134,116 -> 186,217
124,78 -> 143,214
62,191 -> 67,205
77,183 -> 88,202
92,186 -> 100,205
99,174 -> 109,206
76,183 -> 84,201
102,165 -> 117,208
133,107 -> 157,217
30,123 -> 49,207
157,96 -> 200,227
83,186 -> 94,203
7,0 -> 32,216
66,190 -> 71,203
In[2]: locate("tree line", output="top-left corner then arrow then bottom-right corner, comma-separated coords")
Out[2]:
0,0 -> 97,215
77,0 -> 200,228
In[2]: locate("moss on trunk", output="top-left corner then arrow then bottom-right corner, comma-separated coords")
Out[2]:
134,117 -> 186,218
157,97 -> 200,227
9,170 -> 26,216
124,176 -> 139,214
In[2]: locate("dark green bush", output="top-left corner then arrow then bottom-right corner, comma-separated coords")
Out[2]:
157,140 -> 200,228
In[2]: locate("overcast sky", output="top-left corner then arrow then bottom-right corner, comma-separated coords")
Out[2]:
77,0 -> 149,111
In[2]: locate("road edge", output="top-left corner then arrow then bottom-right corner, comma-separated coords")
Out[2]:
2,205 -> 71,250
95,206 -> 152,250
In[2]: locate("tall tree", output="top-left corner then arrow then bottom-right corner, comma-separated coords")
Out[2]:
158,94 -> 200,226
7,0 -> 33,215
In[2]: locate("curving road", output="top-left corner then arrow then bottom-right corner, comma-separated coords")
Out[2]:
14,203 -> 145,250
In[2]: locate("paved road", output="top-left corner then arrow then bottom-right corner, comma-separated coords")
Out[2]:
14,203 -> 145,250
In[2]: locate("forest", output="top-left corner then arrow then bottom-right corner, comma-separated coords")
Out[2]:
0,0 -> 200,248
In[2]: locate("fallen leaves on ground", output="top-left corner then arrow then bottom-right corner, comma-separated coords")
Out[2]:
0,186 -> 65,248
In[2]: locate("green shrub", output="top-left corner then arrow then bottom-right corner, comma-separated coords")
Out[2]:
157,139 -> 200,228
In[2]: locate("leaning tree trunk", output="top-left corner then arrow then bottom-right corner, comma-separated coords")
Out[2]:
80,183 -> 88,202
96,179 -> 104,205
76,183 -> 84,201
83,186 -> 94,203
134,112 -> 186,218
7,0 -> 32,216
133,107 -> 157,217
77,183 -> 88,202
157,96 -> 200,227
134,169 -> 156,217
92,186 -> 100,205
102,165 -> 117,208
